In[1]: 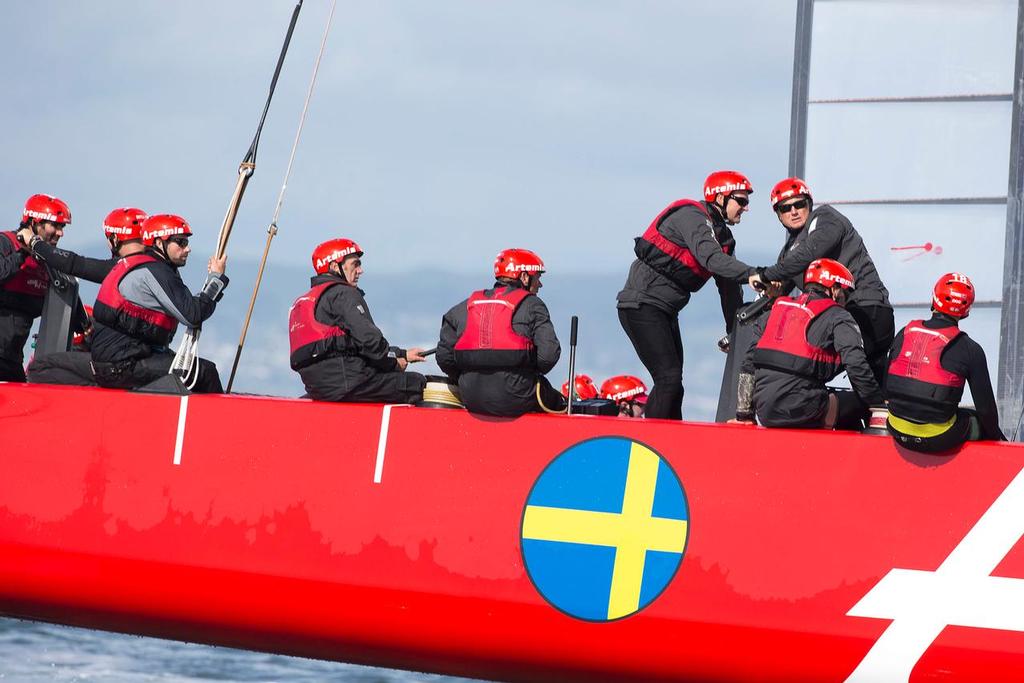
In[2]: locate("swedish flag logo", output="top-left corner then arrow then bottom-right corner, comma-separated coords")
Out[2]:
520,436 -> 689,621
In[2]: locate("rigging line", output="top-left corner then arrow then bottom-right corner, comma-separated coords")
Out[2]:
225,0 -> 339,394
245,0 -> 304,166
171,1 -> 304,382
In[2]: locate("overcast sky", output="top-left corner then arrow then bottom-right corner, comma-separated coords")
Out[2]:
1,1 -> 795,276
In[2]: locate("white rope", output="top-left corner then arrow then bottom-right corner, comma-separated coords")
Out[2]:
270,0 -> 338,231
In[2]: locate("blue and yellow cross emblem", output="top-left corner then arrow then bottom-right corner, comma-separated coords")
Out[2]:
520,436 -> 689,621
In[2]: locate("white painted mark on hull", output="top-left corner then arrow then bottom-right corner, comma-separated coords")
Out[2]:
373,404 -> 408,484
846,467 -> 1024,681
173,395 -> 189,465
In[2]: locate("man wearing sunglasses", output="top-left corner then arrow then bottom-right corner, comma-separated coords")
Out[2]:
89,213 -> 228,393
24,207 -> 149,386
750,177 -> 894,385
616,170 -> 758,420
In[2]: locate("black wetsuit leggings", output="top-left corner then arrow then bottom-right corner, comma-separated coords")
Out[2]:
618,305 -> 683,420
848,303 -> 895,387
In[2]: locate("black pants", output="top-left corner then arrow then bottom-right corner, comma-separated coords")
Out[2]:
308,370 -> 426,404
0,357 -> 26,382
848,303 -> 895,386
92,352 -> 224,393
27,351 -> 97,386
887,408 -> 979,454
619,305 -> 682,420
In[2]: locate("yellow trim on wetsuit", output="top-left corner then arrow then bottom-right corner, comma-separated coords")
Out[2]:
887,413 -> 957,438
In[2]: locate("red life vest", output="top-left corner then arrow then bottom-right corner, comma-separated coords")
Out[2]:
886,320 -> 965,408
753,294 -> 843,381
633,199 -> 734,292
454,286 -> 535,370
0,231 -> 49,316
93,254 -> 179,346
288,281 -> 348,370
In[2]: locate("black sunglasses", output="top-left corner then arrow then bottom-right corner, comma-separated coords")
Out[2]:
730,195 -> 750,207
776,199 -> 808,213
166,236 -> 190,248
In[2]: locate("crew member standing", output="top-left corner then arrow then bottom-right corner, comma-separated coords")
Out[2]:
437,248 -> 564,417
0,194 -> 71,381
752,177 -> 894,384
89,214 -> 228,393
27,207 -> 149,386
737,258 -> 884,429
617,170 -> 758,420
886,273 -> 1006,451
289,238 -> 426,403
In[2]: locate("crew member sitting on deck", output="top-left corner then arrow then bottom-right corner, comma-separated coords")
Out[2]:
737,258 -> 884,430
289,238 -> 426,403
89,214 -> 228,393
27,207 -> 149,386
600,375 -> 648,418
437,248 -> 565,417
0,194 -> 72,382
886,273 -> 1006,452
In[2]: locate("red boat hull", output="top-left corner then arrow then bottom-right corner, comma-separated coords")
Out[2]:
2,382 -> 1024,681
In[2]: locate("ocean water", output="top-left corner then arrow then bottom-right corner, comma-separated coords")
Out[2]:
0,618 -> 480,683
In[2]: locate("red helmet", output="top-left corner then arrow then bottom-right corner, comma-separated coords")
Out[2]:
72,305 -> 94,347
600,375 -> 648,404
141,214 -> 193,246
804,258 -> 854,290
494,248 -> 545,279
932,272 -> 975,318
23,194 -> 72,225
561,374 -> 598,400
312,238 -> 363,275
703,171 -> 753,201
770,177 -> 812,209
103,207 -> 149,242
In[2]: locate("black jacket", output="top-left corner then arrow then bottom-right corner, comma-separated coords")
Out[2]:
886,314 -> 1005,440
617,202 -> 752,329
28,238 -> 115,283
296,273 -> 407,399
742,291 -> 884,427
437,282 -> 561,417
762,204 -> 891,309
90,248 -> 225,363
0,231 -> 41,364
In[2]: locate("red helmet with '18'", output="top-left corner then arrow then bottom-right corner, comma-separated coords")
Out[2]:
932,272 -> 975,319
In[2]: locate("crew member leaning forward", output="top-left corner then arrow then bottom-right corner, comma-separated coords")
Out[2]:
89,214 -> 228,393
886,272 -> 1006,452
751,177 -> 894,385
617,170 -> 758,421
737,258 -> 884,430
27,207 -> 149,386
437,248 -> 565,417
289,238 -> 426,403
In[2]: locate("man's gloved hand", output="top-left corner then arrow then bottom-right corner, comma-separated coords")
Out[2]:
717,334 -> 731,354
